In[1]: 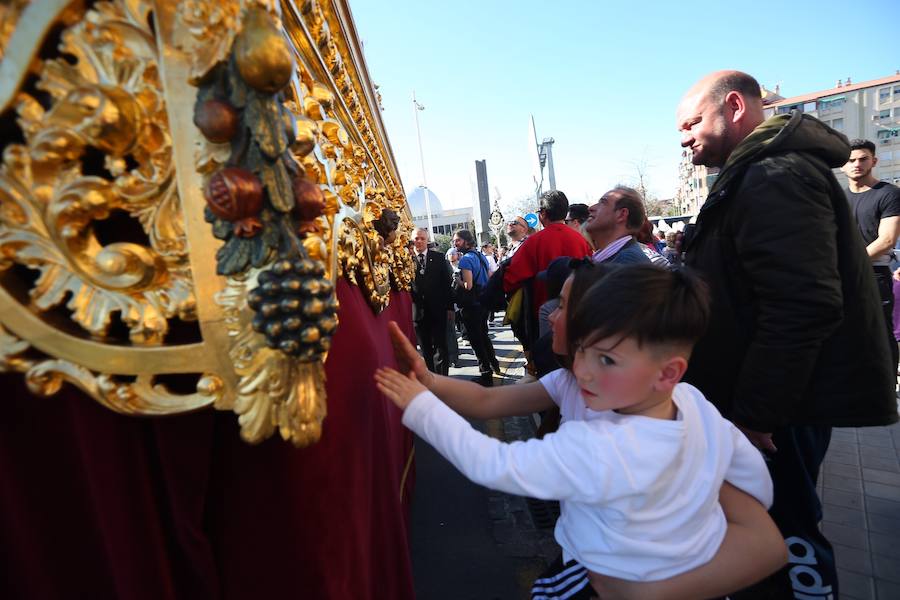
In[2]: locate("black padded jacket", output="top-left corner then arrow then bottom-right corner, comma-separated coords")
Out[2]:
683,111 -> 898,431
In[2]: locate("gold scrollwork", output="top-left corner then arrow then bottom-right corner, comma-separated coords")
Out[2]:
336,218 -> 390,313
172,0 -> 243,85
0,0 -> 413,444
0,0 -> 194,344
0,323 -> 221,414
290,0 -> 403,204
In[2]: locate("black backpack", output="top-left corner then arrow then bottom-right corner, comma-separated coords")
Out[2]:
479,258 -> 509,312
453,250 -> 491,308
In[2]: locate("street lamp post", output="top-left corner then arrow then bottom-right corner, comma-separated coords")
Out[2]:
412,91 -> 435,241
538,137 -> 556,191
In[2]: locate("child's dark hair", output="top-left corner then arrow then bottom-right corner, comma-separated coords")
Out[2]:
566,264 -> 710,356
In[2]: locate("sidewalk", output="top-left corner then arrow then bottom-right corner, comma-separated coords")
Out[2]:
413,317 -> 900,599
818,420 -> 900,599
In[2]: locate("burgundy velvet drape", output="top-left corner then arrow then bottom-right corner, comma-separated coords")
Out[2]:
0,280 -> 416,600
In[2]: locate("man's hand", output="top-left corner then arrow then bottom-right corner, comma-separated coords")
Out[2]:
738,426 -> 777,453
387,321 -> 435,388
588,482 -> 787,600
374,368 -> 427,410
893,267 -> 900,282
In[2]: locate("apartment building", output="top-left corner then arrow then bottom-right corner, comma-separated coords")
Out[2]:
676,74 -> 900,212
764,73 -> 900,186
675,151 -> 717,216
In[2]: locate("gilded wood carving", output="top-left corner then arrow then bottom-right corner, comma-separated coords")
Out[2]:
0,0 -> 414,445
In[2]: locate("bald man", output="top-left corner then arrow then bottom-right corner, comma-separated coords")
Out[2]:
677,71 -> 897,599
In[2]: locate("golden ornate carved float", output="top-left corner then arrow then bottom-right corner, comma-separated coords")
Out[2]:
0,0 -> 415,446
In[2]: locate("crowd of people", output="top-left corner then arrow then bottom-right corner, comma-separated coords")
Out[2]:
401,69 -> 899,599
409,186 -> 688,387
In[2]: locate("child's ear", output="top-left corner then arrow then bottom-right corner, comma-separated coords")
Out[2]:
655,356 -> 688,392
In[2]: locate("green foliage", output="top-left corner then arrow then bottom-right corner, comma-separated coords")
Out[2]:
501,195 -> 539,223
433,234 -> 451,254
644,197 -> 680,218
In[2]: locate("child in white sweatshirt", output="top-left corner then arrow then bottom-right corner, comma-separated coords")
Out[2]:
376,264 -> 775,599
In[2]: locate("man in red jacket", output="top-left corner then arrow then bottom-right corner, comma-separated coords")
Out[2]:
503,190 -> 592,351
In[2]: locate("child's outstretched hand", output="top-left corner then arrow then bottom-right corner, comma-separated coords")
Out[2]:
387,321 -> 434,387
375,367 -> 427,410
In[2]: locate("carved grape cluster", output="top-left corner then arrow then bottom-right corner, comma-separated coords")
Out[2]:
248,258 -> 338,360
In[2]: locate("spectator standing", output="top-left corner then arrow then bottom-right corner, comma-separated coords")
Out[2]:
584,187 -> 651,265
637,218 -> 671,267
894,263 -> 900,356
503,192 -> 592,370
481,242 -> 499,276
501,216 -> 531,357
663,231 -> 681,266
444,246 -> 461,366
505,216 -> 529,259
503,190 -> 592,322
532,257 -> 574,379
481,242 -> 501,323
676,70 -> 897,598
446,246 -> 460,272
454,229 -> 499,386
653,229 -> 667,253
411,228 -> 453,375
842,138 -> 900,372
565,203 -> 590,231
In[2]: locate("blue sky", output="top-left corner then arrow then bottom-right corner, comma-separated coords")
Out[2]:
349,0 -> 900,213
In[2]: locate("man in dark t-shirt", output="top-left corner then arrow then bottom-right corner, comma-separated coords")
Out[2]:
842,138 -> 900,371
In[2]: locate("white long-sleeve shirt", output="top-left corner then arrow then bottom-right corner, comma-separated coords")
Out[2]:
402,369 -> 772,581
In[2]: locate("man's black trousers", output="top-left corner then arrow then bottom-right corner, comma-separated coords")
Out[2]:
735,425 -> 835,600
459,305 -> 496,377
414,313 -> 449,376
874,265 -> 898,373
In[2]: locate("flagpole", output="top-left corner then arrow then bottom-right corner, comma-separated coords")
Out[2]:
412,91 -> 435,241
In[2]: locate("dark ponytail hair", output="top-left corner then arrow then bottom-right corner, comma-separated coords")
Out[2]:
566,264 -> 710,357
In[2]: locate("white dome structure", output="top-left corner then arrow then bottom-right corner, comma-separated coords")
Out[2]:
406,186 -> 444,219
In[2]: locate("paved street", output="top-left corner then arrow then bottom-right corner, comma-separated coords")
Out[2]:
409,319 -> 556,600
818,423 -> 900,599
410,317 -> 900,599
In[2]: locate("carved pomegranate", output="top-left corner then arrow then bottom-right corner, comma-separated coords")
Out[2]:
206,167 -> 264,237
193,98 -> 239,143
292,178 -> 326,235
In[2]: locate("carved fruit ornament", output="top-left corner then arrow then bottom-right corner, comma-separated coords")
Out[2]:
205,167 -> 264,237
292,178 -> 326,234
233,7 -> 294,94
193,98 -> 240,143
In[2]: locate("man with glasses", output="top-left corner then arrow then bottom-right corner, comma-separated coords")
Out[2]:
505,216 -> 529,258
564,203 -> 590,231
504,191 -> 592,312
